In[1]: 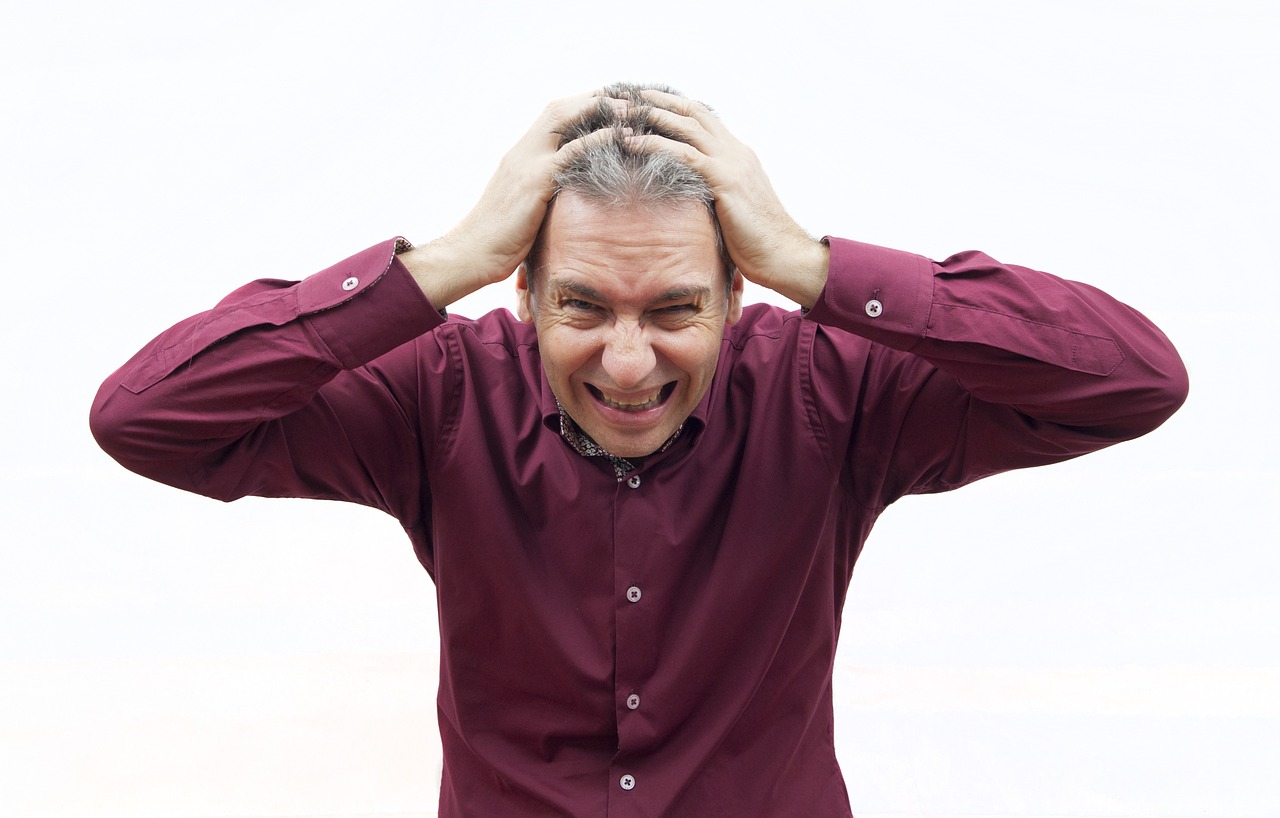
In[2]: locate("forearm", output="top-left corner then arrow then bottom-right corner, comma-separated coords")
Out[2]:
760,236 -> 830,310
397,238 -> 506,310
807,237 -> 1188,439
90,240 -> 442,501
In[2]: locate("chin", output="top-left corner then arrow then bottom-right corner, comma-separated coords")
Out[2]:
600,440 -> 659,459
613,445 -> 661,459
595,429 -> 675,459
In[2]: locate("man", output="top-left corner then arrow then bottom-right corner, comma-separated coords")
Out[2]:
91,83 -> 1188,817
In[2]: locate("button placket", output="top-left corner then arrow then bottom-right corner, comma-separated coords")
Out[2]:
614,466 -> 658,763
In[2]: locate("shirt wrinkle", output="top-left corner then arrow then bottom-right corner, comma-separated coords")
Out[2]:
88,234 -> 1188,818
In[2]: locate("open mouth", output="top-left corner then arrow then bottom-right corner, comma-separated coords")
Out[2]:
588,382 -> 677,412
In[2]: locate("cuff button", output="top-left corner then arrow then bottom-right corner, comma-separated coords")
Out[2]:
342,276 -> 360,291
865,299 -> 883,318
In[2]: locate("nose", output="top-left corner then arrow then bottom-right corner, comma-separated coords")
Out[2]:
601,322 -> 656,389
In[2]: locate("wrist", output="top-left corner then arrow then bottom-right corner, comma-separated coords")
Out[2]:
399,240 -> 489,309
766,237 -> 829,310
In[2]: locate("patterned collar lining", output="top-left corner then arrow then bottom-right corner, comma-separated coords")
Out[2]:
557,404 -> 683,481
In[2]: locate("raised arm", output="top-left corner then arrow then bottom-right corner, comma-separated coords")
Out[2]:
620,88 -> 1187,501
90,92 -> 620,510
807,238 -> 1188,502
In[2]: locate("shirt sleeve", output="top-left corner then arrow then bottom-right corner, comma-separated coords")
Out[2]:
89,238 -> 448,520
802,237 -> 1189,507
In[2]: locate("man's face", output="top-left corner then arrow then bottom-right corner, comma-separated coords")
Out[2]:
517,192 -> 742,458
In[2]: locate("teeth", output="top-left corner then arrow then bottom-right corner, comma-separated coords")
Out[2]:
599,388 -> 663,411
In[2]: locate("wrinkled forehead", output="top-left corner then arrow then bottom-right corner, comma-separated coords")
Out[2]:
532,193 -> 731,289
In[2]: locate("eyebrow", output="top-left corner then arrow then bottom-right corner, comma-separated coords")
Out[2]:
550,280 -> 713,305
653,285 -> 712,303
553,281 -> 608,302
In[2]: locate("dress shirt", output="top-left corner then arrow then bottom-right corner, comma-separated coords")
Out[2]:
91,236 -> 1187,817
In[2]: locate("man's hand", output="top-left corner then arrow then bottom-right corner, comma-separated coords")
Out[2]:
619,89 -> 830,309
399,92 -> 622,308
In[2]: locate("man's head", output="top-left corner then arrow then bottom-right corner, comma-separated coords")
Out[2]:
517,83 -> 743,458
525,83 -> 735,288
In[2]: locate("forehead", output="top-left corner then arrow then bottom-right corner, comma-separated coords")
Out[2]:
539,193 -> 722,300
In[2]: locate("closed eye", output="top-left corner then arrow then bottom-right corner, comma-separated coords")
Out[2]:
652,304 -> 699,321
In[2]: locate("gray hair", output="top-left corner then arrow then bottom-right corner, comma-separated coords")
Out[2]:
527,82 -> 735,289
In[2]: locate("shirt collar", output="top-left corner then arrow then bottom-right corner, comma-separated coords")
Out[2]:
555,403 -> 685,481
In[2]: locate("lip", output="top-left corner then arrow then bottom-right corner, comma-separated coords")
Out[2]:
585,382 -> 677,423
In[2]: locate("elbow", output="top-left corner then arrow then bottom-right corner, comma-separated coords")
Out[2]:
1161,352 -> 1191,419
1122,342 -> 1190,440
1150,339 -> 1190,422
89,376 -> 138,469
89,374 -> 174,482
89,374 -> 247,502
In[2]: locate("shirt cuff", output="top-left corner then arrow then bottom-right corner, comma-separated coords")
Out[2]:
302,237 -> 445,369
804,237 -> 934,351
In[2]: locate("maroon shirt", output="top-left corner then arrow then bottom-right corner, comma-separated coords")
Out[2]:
91,237 -> 1187,817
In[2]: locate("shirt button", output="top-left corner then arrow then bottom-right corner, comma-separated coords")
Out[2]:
865,298 -> 883,317
626,693 -> 641,710
626,586 -> 642,603
619,774 -> 636,791
626,475 -> 641,489
342,276 -> 360,291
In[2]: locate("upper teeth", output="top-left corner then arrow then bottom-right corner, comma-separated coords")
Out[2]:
600,388 -> 662,410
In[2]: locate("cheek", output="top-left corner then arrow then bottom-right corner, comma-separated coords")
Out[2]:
661,332 -> 724,380
539,328 -> 604,379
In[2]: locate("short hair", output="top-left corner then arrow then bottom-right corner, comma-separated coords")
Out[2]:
526,82 -> 735,292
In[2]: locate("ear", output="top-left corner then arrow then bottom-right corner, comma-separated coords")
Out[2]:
725,270 -> 744,325
515,263 -> 534,323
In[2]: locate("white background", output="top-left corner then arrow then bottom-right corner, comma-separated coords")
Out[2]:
2,1 -> 1277,816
